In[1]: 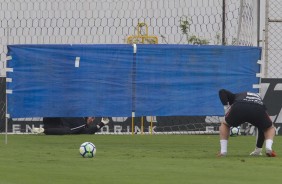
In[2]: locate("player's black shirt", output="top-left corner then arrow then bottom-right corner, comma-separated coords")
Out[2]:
219,89 -> 271,131
60,117 -> 87,129
219,89 -> 263,106
43,117 -> 97,134
234,92 -> 263,105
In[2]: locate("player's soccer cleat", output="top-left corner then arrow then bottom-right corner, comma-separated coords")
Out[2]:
217,152 -> 227,157
250,151 -> 263,156
250,148 -> 263,156
31,127 -> 45,134
266,150 -> 276,157
101,117 -> 110,125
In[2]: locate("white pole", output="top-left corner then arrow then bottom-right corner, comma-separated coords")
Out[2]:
5,93 -> 8,144
5,26 -> 10,144
236,0 -> 243,45
264,0 -> 269,77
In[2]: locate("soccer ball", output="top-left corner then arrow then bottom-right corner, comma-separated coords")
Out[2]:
230,126 -> 240,136
79,142 -> 96,158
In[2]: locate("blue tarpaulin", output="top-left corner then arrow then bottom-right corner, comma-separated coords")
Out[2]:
6,44 -> 261,118
135,45 -> 261,116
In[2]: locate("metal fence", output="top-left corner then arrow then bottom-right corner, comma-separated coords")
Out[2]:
1,0 -> 275,134
0,0 -> 258,77
264,0 -> 282,78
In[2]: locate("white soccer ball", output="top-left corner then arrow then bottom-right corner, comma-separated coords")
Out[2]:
79,142 -> 96,158
230,126 -> 240,136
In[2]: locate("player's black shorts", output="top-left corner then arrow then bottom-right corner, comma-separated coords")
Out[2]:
225,102 -> 273,131
43,117 -> 63,128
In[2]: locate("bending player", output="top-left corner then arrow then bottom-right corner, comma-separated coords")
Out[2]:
218,89 -> 276,157
32,117 -> 109,135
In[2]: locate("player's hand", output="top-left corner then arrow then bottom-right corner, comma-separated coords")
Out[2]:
101,117 -> 110,125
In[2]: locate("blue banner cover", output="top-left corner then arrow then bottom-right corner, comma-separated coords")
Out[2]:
7,44 -> 261,118
7,44 -> 133,117
135,45 -> 261,116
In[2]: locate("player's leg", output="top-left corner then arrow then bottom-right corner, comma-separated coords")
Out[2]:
219,122 -> 230,156
42,117 -> 62,129
44,127 -> 71,135
264,125 -> 276,157
32,117 -> 63,134
258,112 -> 276,157
219,103 -> 244,156
250,106 -> 276,157
250,128 -> 264,156
31,127 -> 45,134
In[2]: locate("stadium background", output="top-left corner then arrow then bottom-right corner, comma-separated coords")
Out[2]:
0,0 -> 281,134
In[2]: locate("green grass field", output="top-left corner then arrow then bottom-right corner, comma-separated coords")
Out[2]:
0,134 -> 281,184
